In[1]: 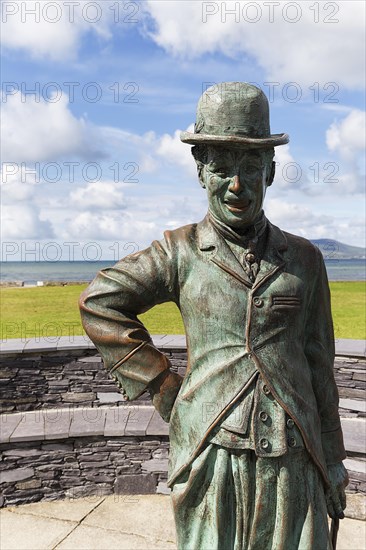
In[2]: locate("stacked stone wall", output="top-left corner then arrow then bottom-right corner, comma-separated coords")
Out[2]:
0,435 -> 169,508
0,350 -> 187,413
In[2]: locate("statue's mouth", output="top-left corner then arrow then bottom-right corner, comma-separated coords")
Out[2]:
225,200 -> 251,212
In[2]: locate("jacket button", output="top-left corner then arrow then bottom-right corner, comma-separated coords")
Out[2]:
260,438 -> 269,449
259,411 -> 268,422
263,384 -> 271,396
287,418 -> 295,429
288,437 -> 297,447
253,297 -> 264,307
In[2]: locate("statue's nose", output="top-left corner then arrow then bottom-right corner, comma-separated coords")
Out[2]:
228,175 -> 241,194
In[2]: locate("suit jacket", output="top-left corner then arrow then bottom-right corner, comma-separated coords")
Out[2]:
79,214 -> 346,488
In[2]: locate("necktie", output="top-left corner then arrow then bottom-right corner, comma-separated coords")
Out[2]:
244,244 -> 259,282
208,210 -> 267,282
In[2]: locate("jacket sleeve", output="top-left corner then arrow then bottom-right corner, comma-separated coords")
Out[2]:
305,247 -> 346,465
79,231 -> 183,402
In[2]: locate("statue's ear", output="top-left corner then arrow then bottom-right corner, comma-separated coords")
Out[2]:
267,161 -> 276,187
191,145 -> 207,189
197,164 -> 206,189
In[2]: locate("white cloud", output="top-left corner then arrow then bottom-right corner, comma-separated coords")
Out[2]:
1,0 -> 113,61
156,124 -> 196,177
326,109 -> 366,160
99,127 -> 159,175
265,197 -> 364,245
266,198 -> 328,227
273,144 -> 298,189
0,203 -> 54,239
100,124 -> 198,180
1,91 -> 103,164
0,162 -> 39,188
0,163 -> 55,240
331,171 -> 365,196
64,211 -> 156,242
325,110 -> 365,195
69,180 -> 127,210
143,0 -> 365,89
62,183 -> 206,242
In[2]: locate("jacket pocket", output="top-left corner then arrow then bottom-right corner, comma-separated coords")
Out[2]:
271,295 -> 301,309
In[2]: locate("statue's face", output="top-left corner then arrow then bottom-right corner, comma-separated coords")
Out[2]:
200,146 -> 274,228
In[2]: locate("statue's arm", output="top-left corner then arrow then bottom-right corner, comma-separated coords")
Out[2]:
79,232 -> 183,420
304,247 -> 348,517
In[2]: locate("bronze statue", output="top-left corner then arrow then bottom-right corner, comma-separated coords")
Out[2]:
80,82 -> 348,549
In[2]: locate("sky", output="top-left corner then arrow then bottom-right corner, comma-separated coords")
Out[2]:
1,0 -> 365,261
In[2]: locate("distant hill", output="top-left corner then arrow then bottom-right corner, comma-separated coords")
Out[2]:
310,239 -> 366,260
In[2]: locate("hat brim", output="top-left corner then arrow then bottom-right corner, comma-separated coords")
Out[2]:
180,132 -> 289,148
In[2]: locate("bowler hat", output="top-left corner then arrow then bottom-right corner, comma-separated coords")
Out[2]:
181,82 -> 289,149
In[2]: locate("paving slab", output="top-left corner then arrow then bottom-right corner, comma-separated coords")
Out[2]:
57,337 -> 84,352
344,459 -> 366,475
166,335 -> 187,348
69,407 -> 106,437
0,412 -> 23,443
341,417 -> 366,453
335,339 -> 366,358
340,398 -> 366,413
336,516 -> 366,550
104,406 -> 130,437
147,410 -> 169,436
10,411 -> 45,442
157,336 -> 185,349
44,408 -> 73,440
7,496 -> 105,522
151,335 -> 168,347
82,494 -> 176,543
24,339 -> 60,353
124,405 -> 154,436
56,524 -> 176,550
0,338 -> 25,354
344,493 -> 366,521
0,510 -> 76,550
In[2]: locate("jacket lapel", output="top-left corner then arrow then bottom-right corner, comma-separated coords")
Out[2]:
252,221 -> 288,291
197,215 -> 287,290
197,215 -> 253,287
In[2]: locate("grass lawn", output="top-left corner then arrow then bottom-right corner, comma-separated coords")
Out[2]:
0,282 -> 364,340
329,281 -> 365,340
0,284 -> 185,340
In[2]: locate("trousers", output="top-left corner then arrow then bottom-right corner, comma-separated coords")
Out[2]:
171,444 -> 332,550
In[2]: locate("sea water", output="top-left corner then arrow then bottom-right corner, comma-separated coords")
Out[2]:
1,259 -> 365,284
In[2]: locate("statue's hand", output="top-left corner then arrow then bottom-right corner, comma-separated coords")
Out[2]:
325,462 -> 349,519
150,370 -> 183,423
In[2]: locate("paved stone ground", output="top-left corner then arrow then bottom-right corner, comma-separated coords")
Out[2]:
0,495 -> 176,550
0,495 -> 365,550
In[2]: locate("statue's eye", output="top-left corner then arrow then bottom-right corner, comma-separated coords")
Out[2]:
211,166 -> 227,176
241,163 -> 262,176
